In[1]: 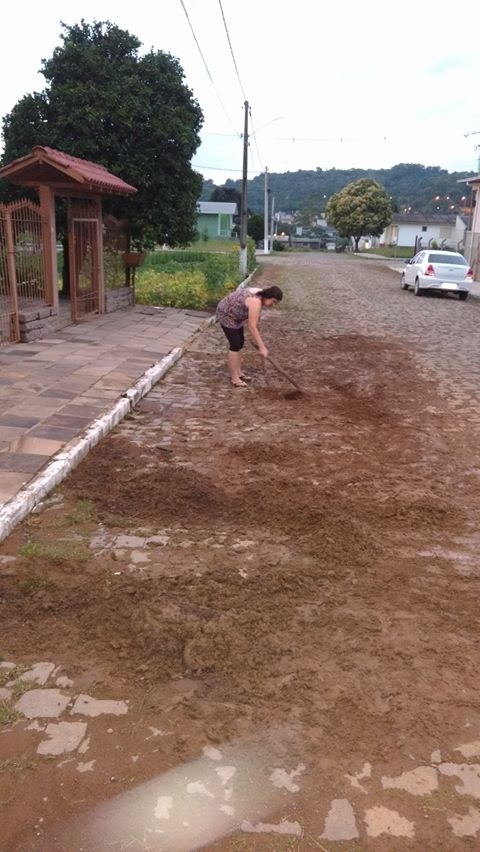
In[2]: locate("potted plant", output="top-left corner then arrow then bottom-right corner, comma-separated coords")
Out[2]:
122,251 -> 146,268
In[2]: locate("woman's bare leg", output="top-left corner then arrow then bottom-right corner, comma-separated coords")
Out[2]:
228,350 -> 243,384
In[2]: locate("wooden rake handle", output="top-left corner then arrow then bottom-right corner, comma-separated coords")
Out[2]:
264,355 -> 304,393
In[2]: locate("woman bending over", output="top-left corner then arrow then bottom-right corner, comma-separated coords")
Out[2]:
215,285 -> 283,387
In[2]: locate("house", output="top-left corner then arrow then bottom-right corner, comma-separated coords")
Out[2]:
196,201 -> 238,239
460,175 -> 480,278
379,213 -> 467,252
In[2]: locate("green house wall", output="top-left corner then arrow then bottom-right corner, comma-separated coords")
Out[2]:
197,212 -> 233,238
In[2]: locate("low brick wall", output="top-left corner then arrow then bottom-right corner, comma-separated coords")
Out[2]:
105,286 -> 133,313
17,286 -> 134,341
18,305 -> 59,342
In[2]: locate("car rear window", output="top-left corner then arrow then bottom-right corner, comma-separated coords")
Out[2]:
428,254 -> 467,265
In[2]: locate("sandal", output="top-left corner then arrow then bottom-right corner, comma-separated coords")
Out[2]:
231,379 -> 248,388
240,374 -> 252,382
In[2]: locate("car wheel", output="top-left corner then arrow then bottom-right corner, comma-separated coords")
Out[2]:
458,291 -> 468,301
414,279 -> 423,297
400,273 -> 409,290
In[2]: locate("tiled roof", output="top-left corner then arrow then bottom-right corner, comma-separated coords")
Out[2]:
0,146 -> 137,196
392,213 -> 459,225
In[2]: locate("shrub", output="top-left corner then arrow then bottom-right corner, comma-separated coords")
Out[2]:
135,269 -> 209,310
135,237 -> 256,311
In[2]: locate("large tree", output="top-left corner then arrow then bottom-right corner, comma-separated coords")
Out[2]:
209,186 -> 241,207
0,19 -> 204,248
325,178 -> 392,252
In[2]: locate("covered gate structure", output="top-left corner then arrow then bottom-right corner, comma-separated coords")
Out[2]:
0,198 -> 47,344
0,146 -> 137,344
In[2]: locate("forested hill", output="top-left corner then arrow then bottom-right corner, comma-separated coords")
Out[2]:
200,163 -> 476,215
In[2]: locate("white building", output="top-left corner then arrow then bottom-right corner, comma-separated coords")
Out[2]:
379,213 -> 467,252
460,176 -> 480,278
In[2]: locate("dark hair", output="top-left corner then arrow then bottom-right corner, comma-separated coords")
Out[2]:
260,286 -> 283,301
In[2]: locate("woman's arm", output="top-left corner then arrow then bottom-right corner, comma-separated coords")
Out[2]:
246,297 -> 268,357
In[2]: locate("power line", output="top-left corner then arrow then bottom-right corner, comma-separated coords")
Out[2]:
248,109 -> 264,174
177,0 -> 241,138
217,0 -> 248,103
201,131 -> 240,138
278,136 -> 359,143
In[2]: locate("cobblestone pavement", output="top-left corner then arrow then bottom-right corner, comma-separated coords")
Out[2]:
2,252 -> 480,851
264,252 -> 480,423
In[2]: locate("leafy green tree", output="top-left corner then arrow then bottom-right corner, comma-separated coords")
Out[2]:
0,20 -> 204,248
325,178 -> 392,251
247,212 -> 264,243
297,193 -> 328,227
209,186 -> 241,207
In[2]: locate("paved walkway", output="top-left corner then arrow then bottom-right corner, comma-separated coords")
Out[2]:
0,304 -> 213,539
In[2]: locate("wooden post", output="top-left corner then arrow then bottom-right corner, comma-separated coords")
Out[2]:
38,185 -> 58,309
4,208 -> 20,340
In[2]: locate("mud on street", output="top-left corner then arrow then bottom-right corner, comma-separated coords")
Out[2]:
1,253 -> 480,851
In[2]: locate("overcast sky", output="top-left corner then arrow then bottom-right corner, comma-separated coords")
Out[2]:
2,0 -> 480,184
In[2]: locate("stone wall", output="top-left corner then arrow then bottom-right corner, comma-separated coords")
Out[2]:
105,286 -> 133,313
18,305 -> 59,342
17,286 -> 134,342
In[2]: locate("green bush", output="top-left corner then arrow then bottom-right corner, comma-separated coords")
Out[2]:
135,238 -> 257,310
145,251 -> 207,267
135,269 -> 237,311
135,269 -> 207,309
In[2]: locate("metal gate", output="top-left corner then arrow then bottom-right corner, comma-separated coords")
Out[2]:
68,199 -> 102,321
0,199 -> 45,346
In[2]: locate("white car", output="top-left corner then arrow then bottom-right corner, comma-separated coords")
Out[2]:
401,250 -> 474,300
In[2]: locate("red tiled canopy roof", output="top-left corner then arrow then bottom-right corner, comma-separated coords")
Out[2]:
0,146 -> 137,196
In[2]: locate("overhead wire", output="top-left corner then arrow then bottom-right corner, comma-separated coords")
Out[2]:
248,108 -> 266,175
217,0 -> 248,103
177,0 -> 241,138
179,1 -> 270,181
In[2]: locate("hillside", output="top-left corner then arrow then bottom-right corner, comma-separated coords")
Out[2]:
200,163 -> 476,216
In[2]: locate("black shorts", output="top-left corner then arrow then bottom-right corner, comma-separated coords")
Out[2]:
220,324 -> 244,351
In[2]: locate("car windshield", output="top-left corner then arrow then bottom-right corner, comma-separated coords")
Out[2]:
428,254 -> 467,266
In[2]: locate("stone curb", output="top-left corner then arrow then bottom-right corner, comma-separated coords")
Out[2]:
0,316 -> 217,544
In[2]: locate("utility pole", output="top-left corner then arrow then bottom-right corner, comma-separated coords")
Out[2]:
239,101 -> 249,276
263,167 -> 269,254
270,195 -> 275,248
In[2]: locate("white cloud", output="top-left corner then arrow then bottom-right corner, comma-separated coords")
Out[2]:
2,0 -> 480,182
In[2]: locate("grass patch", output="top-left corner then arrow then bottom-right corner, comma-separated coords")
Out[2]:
66,499 -> 98,526
9,677 -> 40,702
0,757 -> 36,773
17,573 -> 54,595
100,512 -> 131,528
19,540 -> 90,562
0,665 -> 28,688
0,700 -> 21,727
362,246 -> 413,258
225,834 -> 325,850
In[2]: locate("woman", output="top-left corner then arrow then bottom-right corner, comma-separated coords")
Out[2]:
215,285 -> 283,387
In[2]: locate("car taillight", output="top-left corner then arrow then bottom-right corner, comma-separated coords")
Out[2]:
425,264 -> 435,276
466,268 -> 474,280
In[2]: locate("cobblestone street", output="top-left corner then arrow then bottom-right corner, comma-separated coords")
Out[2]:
2,252 -> 480,851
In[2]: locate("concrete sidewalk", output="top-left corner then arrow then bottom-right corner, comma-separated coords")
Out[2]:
0,304 -> 213,541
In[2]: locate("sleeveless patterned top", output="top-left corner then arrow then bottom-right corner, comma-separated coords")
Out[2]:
215,287 -> 261,329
